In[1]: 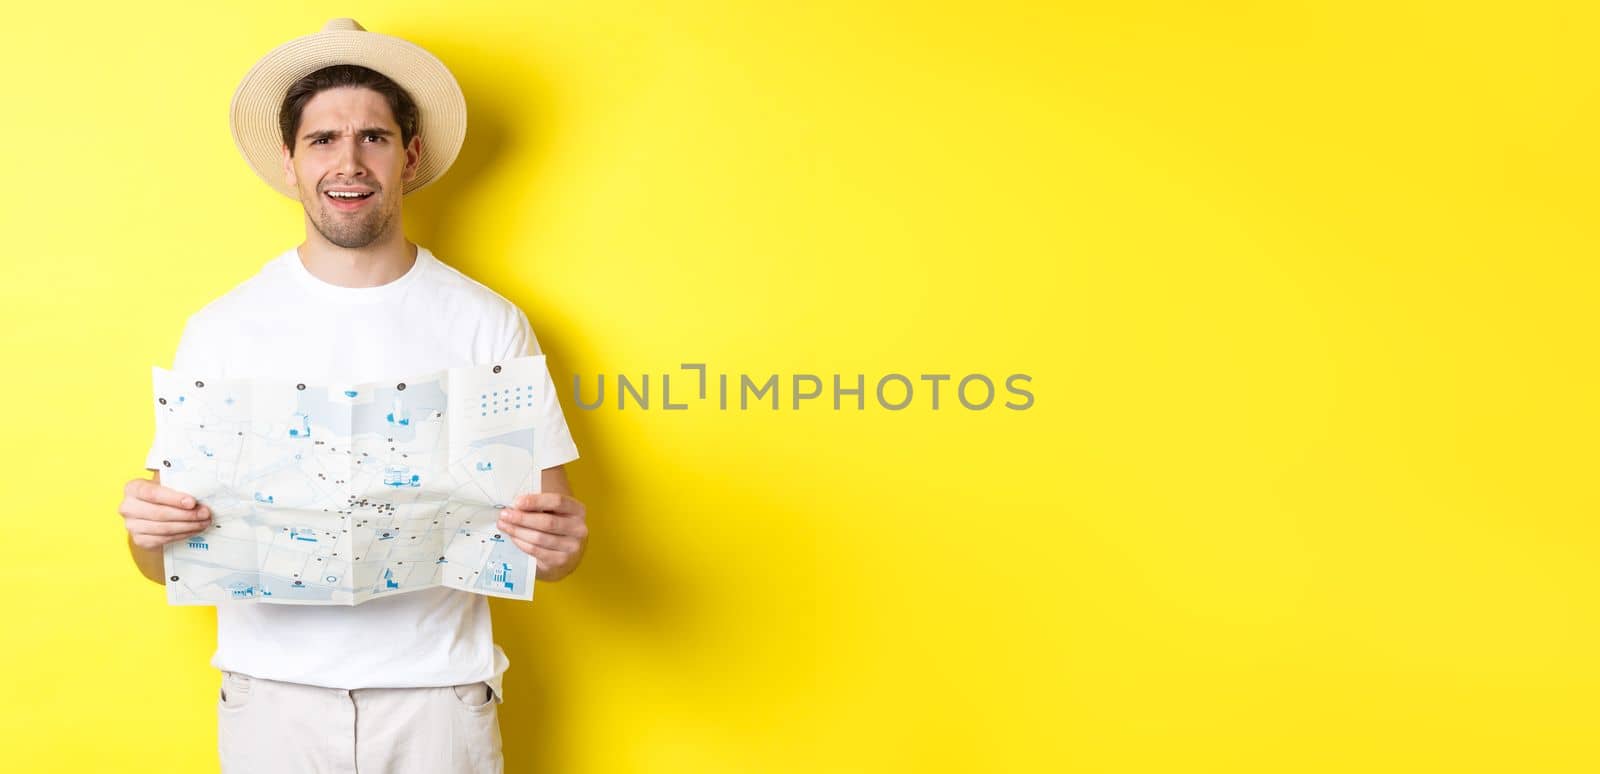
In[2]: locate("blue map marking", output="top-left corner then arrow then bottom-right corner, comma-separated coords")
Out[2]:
489,562 -> 515,591
383,465 -> 421,488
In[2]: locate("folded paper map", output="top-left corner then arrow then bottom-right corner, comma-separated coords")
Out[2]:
151,356 -> 545,606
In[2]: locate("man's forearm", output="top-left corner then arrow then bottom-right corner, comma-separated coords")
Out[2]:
128,534 -> 166,585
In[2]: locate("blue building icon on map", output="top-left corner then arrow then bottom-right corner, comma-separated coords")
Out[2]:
383,465 -> 421,488
489,562 -> 515,591
386,399 -> 411,427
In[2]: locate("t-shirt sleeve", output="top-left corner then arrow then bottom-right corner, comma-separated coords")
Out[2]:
500,308 -> 580,471
145,318 -> 202,471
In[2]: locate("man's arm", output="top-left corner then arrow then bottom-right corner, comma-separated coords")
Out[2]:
120,470 -> 211,585
128,532 -> 165,585
496,464 -> 589,581
542,464 -> 574,500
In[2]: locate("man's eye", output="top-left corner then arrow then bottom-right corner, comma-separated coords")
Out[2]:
312,138 -> 328,145
364,134 -> 384,142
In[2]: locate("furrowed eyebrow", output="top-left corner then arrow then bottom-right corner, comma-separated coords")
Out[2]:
300,127 -> 396,142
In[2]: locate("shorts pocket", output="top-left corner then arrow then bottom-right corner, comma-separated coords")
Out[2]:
218,671 -> 254,711
451,681 -> 496,713
448,681 -> 504,771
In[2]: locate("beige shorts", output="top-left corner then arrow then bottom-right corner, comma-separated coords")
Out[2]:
216,670 -> 504,774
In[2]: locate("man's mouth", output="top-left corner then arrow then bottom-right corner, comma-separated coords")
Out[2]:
323,190 -> 375,210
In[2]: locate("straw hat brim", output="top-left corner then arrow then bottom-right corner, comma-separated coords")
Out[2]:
229,26 -> 466,200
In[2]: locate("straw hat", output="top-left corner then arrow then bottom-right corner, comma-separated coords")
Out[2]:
229,18 -> 467,199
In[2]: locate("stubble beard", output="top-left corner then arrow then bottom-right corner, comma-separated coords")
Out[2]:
304,191 -> 394,249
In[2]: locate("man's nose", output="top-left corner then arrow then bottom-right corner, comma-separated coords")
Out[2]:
333,138 -> 367,178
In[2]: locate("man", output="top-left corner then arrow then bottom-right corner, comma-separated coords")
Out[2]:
115,19 -> 588,773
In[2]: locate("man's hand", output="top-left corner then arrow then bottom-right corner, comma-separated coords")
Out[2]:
120,476 -> 211,550
496,492 -> 588,582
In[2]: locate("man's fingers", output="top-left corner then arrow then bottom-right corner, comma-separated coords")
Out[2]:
496,522 -> 581,553
125,500 -> 211,523
509,536 -> 558,567
497,508 -> 586,537
126,518 -> 211,537
129,479 -> 199,510
513,492 -> 574,513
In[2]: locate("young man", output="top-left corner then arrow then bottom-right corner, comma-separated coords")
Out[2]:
116,19 -> 588,773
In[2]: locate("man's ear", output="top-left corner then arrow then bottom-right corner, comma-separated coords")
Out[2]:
401,135 -> 422,184
281,144 -> 298,189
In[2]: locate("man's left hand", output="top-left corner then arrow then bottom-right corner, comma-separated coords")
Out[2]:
497,492 -> 588,582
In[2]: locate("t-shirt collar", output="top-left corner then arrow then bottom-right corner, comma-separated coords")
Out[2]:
282,244 -> 434,304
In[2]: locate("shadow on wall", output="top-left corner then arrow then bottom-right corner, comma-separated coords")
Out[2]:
400,27 -> 551,260
486,331 -> 697,773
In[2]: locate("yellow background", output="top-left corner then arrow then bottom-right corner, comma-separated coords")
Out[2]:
1,1 -> 1596,772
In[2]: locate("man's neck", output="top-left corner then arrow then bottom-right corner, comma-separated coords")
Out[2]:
296,233 -> 418,289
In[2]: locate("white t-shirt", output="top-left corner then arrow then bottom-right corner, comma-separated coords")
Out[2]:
145,244 -> 580,697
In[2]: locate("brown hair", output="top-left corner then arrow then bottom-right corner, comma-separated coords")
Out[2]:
279,64 -> 420,156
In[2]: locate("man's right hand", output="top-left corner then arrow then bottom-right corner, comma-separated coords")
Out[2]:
120,475 -> 211,550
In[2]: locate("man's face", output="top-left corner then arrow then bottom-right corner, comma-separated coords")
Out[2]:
281,87 -> 421,249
